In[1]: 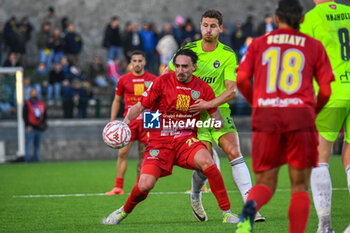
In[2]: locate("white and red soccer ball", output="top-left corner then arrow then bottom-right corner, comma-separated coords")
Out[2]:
102,120 -> 131,149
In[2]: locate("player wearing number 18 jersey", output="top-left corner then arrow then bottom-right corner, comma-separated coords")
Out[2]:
235,0 -> 334,232
300,2 -> 350,232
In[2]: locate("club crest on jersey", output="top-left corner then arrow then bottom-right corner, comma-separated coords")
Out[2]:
144,81 -> 153,89
191,90 -> 200,100
150,150 -> 159,157
329,4 -> 336,9
213,60 -> 220,68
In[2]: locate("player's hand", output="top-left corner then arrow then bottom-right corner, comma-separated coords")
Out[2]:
189,99 -> 211,114
123,118 -> 130,125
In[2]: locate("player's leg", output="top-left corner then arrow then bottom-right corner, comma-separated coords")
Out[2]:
311,135 -> 334,232
103,164 -> 162,225
219,132 -> 253,202
192,148 -> 239,223
288,166 -> 312,233
343,142 -> 350,194
137,142 -> 146,180
105,141 -> 134,195
236,168 -> 277,233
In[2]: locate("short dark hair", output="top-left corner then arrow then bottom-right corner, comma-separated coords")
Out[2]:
201,9 -> 223,26
131,50 -> 145,58
173,48 -> 198,65
275,0 -> 303,30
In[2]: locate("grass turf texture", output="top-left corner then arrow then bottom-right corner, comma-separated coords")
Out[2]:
0,156 -> 348,233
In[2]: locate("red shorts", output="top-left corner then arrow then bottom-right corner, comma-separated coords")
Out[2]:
129,119 -> 149,144
252,127 -> 318,172
140,133 -> 207,177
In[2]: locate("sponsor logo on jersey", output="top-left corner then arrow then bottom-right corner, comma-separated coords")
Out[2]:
340,71 -> 350,83
191,90 -> 200,100
213,60 -> 220,68
201,77 -> 216,84
144,81 -> 153,89
143,110 -> 161,129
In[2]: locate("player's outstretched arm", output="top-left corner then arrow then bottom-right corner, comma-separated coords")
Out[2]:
110,95 -> 122,122
236,70 -> 253,106
209,109 -> 224,130
189,80 -> 236,113
123,102 -> 145,125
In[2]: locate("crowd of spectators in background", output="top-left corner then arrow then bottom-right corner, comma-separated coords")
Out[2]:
0,6 -> 277,119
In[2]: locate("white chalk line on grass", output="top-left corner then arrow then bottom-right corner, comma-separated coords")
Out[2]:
12,188 -> 348,199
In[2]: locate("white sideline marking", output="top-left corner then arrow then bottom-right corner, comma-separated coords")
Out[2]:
12,188 -> 348,199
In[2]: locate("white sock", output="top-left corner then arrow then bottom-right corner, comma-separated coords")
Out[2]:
191,170 -> 207,201
311,163 -> 332,230
213,148 -> 221,171
230,156 -> 252,202
346,165 -> 350,194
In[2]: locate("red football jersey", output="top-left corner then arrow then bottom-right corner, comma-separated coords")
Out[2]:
140,72 -> 217,141
238,28 -> 334,132
115,71 -> 157,117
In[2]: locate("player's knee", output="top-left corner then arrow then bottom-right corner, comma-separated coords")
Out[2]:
118,152 -> 129,160
197,156 -> 215,171
226,148 -> 241,160
138,179 -> 155,192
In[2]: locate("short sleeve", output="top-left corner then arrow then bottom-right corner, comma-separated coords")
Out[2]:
115,77 -> 124,96
224,53 -> 238,82
140,76 -> 161,108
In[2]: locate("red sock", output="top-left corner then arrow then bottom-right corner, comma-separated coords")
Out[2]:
115,177 -> 124,189
288,191 -> 310,233
123,183 -> 149,213
246,184 -> 273,210
202,164 -> 230,211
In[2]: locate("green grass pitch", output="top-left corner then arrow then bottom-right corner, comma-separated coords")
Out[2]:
0,156 -> 348,232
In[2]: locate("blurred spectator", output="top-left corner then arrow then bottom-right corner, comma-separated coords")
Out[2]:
181,18 -> 200,45
62,78 -> 88,118
59,56 -> 70,78
88,55 -> 107,87
0,23 -> 4,64
219,24 -> 232,47
3,52 -> 20,67
242,15 -> 255,38
172,15 -> 185,46
239,36 -> 253,58
103,16 -> 123,61
61,16 -> 69,35
31,62 -> 49,100
42,6 -> 60,32
23,76 -> 32,100
139,22 -> 157,74
107,57 -> 120,88
20,17 -> 33,42
64,23 -> 83,65
3,16 -> 19,54
68,65 -> 85,82
256,14 -> 277,36
123,22 -> 143,62
23,88 -> 47,162
156,24 -> 178,75
0,76 -> 16,116
36,22 -> 53,67
18,17 -> 33,67
51,28 -> 65,63
231,22 -> 246,61
48,63 -> 65,100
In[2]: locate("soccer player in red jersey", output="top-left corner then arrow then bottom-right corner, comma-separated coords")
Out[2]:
103,48 -> 239,224
105,50 -> 157,195
235,0 -> 334,232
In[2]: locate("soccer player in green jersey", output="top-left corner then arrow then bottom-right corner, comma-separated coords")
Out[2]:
167,9 -> 264,223
300,1 -> 350,233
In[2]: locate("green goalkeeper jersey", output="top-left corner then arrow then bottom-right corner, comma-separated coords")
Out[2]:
300,1 -> 350,100
169,40 -> 237,108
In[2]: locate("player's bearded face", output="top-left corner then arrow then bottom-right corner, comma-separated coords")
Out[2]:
131,55 -> 146,74
200,17 -> 222,42
174,55 -> 196,83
